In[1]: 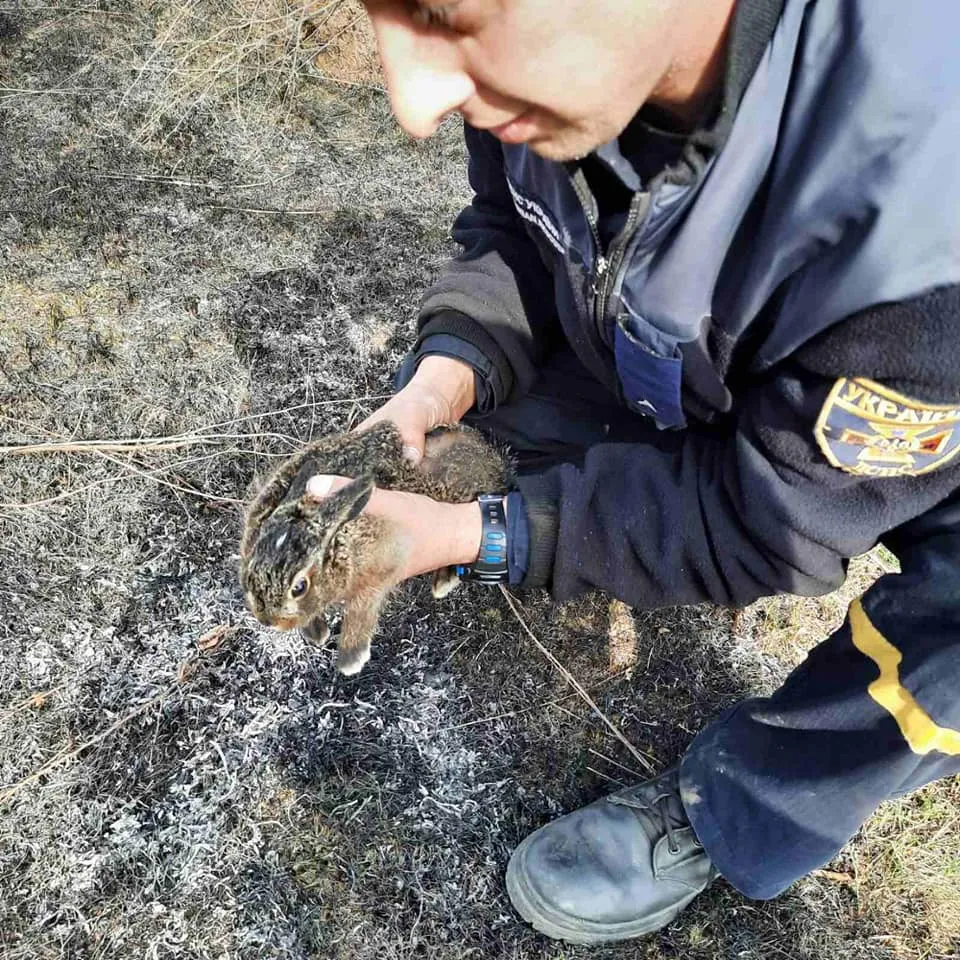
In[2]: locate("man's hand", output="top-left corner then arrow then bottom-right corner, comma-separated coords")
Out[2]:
305,354 -> 483,582
305,475 -> 483,580
356,355 -> 476,464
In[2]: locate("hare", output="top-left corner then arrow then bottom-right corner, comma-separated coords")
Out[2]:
239,420 -> 512,675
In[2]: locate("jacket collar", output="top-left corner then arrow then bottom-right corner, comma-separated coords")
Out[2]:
591,0 -> 786,189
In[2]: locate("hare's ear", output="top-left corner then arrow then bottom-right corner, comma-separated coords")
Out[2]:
333,474 -> 375,524
302,475 -> 374,566
242,442 -> 322,554
300,474 -> 374,528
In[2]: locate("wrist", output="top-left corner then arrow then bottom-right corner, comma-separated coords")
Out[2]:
447,500 -> 484,566
410,355 -> 476,422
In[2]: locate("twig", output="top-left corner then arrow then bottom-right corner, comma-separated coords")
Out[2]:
89,172 -> 219,190
309,71 -> 386,93
588,747 -> 648,780
498,586 -> 655,774
93,449 -> 244,505
17,6 -> 138,15
1,450 -> 242,509
0,86 -> 109,97
812,868 -> 857,886
197,395 -> 394,431
434,665 -> 642,733
88,170 -> 297,191
2,473 -> 153,510
0,430 -> 300,457
204,204 -> 332,216
0,695 -> 162,803
0,436 -> 222,456
586,766 -> 624,788
0,684 -> 70,722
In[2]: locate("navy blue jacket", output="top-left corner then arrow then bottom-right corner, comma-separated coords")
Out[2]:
414,0 -> 960,607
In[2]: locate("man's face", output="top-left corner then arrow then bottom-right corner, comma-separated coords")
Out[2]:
362,0 -> 678,161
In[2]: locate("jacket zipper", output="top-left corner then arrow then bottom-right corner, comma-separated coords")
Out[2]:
569,167 -> 608,284
569,165 -> 652,334
596,191 -> 650,325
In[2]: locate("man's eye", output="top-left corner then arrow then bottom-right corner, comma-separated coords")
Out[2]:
410,1 -> 461,30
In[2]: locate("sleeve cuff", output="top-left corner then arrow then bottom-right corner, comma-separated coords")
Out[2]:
416,310 -> 516,406
515,470 -> 561,590
506,490 -> 530,586
414,334 -> 496,414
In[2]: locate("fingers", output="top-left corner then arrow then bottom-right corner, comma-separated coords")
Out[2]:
305,473 -> 421,517
302,476 -> 480,580
355,398 -> 428,465
354,358 -> 474,466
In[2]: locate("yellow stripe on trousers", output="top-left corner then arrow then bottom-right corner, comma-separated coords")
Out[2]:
850,599 -> 960,756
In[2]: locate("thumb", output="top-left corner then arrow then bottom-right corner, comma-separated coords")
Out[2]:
393,420 -> 426,466
401,439 -> 423,466
304,474 -> 351,501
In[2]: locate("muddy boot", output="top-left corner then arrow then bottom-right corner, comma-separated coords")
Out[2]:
506,769 -> 716,944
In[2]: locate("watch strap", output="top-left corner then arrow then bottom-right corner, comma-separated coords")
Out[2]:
456,493 -> 508,585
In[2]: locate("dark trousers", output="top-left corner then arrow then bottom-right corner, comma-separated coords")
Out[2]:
453,350 -> 960,900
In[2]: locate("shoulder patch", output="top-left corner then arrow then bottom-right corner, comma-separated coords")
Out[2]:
815,378 -> 960,478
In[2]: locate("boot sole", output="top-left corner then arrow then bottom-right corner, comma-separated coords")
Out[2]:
506,831 -> 698,945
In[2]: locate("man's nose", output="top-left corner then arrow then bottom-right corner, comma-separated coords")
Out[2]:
371,15 -> 475,138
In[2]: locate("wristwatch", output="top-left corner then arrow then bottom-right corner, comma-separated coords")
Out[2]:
456,493 -> 509,585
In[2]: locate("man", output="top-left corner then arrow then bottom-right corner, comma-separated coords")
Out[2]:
308,0 -> 960,944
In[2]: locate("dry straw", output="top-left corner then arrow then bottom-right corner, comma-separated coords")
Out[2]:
123,0 -> 381,139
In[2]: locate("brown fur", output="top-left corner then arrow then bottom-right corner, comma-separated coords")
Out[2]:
239,421 -> 512,674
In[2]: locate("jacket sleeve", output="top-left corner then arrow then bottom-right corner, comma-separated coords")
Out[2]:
415,124 -> 559,408
516,286 -> 960,606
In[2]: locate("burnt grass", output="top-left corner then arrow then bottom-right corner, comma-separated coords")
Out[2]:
1,5 -> 957,960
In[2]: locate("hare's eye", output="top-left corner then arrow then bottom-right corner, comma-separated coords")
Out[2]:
290,577 -> 309,599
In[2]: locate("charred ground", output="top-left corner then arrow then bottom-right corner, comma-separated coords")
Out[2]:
1,4 -> 957,959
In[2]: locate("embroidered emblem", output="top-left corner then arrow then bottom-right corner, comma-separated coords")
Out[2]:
815,378 -> 960,477
505,178 -> 565,254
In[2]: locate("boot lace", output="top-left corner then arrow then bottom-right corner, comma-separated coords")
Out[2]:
607,789 -> 686,855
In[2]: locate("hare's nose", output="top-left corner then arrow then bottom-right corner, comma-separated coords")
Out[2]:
272,616 -> 299,631
246,593 -> 272,625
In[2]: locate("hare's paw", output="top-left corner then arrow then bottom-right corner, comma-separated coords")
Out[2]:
301,616 -> 330,647
431,566 -> 461,599
335,640 -> 372,676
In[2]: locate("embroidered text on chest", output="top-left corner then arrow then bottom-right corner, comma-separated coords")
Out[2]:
506,178 -> 565,254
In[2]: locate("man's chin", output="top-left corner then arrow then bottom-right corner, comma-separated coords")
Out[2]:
525,139 -> 590,162
518,125 -> 610,162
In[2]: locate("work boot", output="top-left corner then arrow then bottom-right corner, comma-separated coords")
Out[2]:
506,768 -> 716,943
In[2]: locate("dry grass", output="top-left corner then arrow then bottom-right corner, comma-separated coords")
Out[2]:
1,3 -> 958,959
126,0 -> 380,139
731,549 -> 897,680
306,0 -> 381,85
854,778 -> 960,955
